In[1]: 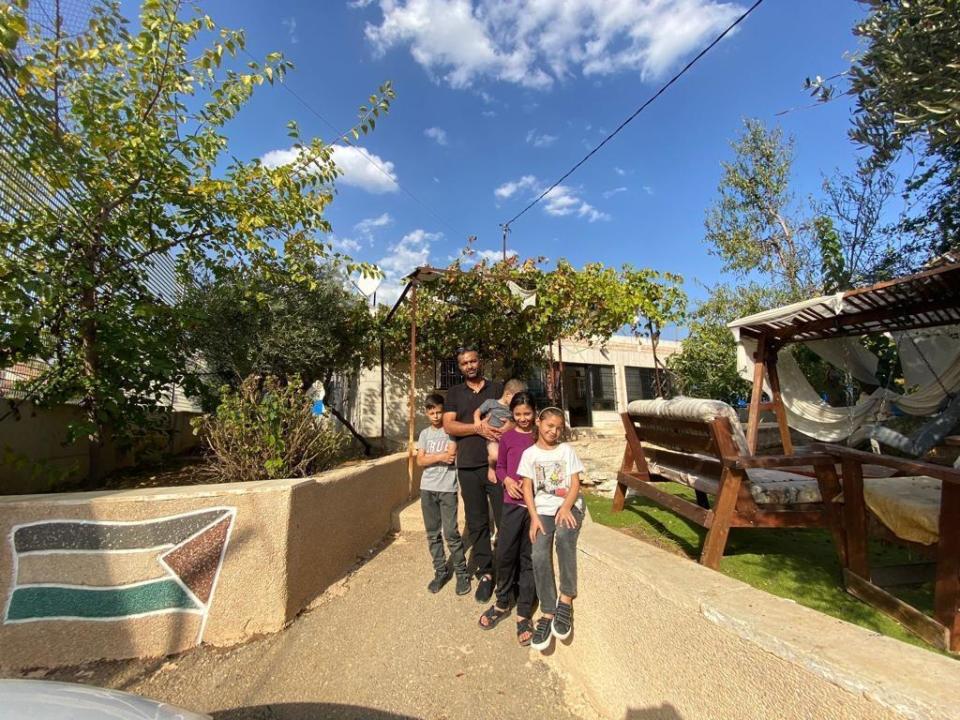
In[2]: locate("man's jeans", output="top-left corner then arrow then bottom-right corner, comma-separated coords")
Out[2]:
420,490 -> 467,577
532,507 -> 583,615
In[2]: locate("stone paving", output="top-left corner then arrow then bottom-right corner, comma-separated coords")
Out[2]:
27,532 -> 601,720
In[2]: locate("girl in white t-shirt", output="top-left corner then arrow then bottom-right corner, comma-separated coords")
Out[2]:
517,406 -> 585,652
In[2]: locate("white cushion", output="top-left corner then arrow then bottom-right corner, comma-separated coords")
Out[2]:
863,476 -> 940,546
627,397 -> 750,454
628,396 -> 822,506
746,468 -> 823,505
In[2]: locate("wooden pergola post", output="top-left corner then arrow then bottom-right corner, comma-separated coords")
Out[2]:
746,334 -> 767,455
746,334 -> 793,455
767,351 -> 794,455
407,281 -> 418,496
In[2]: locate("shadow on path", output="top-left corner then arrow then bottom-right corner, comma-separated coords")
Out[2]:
212,703 -> 418,720
624,703 -> 684,719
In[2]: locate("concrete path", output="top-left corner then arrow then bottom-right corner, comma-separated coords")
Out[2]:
33,528 -> 599,720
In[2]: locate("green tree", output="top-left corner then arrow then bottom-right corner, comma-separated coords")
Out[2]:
0,0 -> 392,481
810,0 -> 960,259
667,284 -> 777,404
705,119 -> 815,299
182,255 -> 378,408
381,253 -> 686,383
815,160 -> 902,291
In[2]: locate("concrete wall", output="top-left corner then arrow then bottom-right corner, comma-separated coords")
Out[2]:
0,402 -> 201,492
544,518 -> 960,720
0,453 -> 420,670
353,365 -> 438,444
560,337 -> 679,430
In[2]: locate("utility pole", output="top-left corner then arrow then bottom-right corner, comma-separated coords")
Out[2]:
500,223 -> 510,262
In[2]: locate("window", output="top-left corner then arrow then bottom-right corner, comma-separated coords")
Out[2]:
625,366 -> 658,402
590,365 -> 617,411
526,367 -> 551,410
436,358 -> 463,390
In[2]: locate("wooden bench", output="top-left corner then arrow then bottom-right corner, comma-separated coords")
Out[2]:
614,398 -> 841,569
811,444 -> 960,653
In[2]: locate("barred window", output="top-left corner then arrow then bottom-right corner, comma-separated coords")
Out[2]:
590,365 -> 617,411
436,358 -> 463,390
625,366 -> 658,401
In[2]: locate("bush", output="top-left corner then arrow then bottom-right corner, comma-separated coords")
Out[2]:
194,375 -> 346,482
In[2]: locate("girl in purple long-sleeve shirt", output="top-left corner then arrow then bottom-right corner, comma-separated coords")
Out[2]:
478,392 -> 537,645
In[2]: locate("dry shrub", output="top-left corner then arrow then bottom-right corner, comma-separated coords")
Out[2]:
194,375 -> 346,482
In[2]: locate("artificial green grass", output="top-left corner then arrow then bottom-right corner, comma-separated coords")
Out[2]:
584,487 -> 948,657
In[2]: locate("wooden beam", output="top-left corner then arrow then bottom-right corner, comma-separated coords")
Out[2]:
844,570 -> 949,652
841,457 -> 870,579
407,282 -> 418,496
813,459 -> 846,566
615,471 -> 711,526
721,453 -> 834,469
746,334 -> 767,455
811,444 -> 960,485
774,296 -> 960,343
934,481 -> 960,652
766,356 -> 794,455
700,467 -> 744,569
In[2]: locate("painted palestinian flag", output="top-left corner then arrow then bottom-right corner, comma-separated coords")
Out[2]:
4,507 -> 235,629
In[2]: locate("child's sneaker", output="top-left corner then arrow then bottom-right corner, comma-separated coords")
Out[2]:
455,574 -> 471,596
428,569 -> 451,594
552,601 -> 573,639
531,616 -> 554,652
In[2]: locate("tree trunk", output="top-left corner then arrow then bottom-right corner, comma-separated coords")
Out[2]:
647,321 -> 667,398
81,237 -> 103,488
546,341 -> 556,403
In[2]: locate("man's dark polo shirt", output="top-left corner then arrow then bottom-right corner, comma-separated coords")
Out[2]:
444,378 -> 504,468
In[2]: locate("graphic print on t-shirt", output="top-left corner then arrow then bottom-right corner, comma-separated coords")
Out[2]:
425,437 -> 450,454
534,460 -> 568,498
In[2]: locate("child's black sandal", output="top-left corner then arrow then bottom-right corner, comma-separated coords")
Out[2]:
478,604 -> 510,630
516,618 -> 533,646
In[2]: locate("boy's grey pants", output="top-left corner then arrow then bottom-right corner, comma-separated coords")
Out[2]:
532,507 -> 583,615
420,490 -> 467,577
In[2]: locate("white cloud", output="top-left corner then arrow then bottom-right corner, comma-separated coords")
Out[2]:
482,110 -> 497,118
331,146 -> 399,193
476,248 -> 518,263
424,126 -> 449,145
330,235 -> 362,253
542,185 -> 610,222
281,17 -> 298,44
494,175 -> 538,200
354,212 -> 393,244
374,229 -> 443,305
363,0 -> 744,89
603,186 -> 628,198
495,175 -> 609,222
260,145 -> 399,194
614,166 -> 627,176
348,0 -> 375,7
642,185 -> 654,195
526,129 -> 558,148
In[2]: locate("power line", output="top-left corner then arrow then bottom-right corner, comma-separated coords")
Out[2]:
502,0 -> 767,230
239,46 -> 462,240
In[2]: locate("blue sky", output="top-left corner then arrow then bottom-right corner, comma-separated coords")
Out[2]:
142,0 -> 871,316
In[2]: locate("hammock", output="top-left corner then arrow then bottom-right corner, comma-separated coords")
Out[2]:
735,331 -> 960,443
